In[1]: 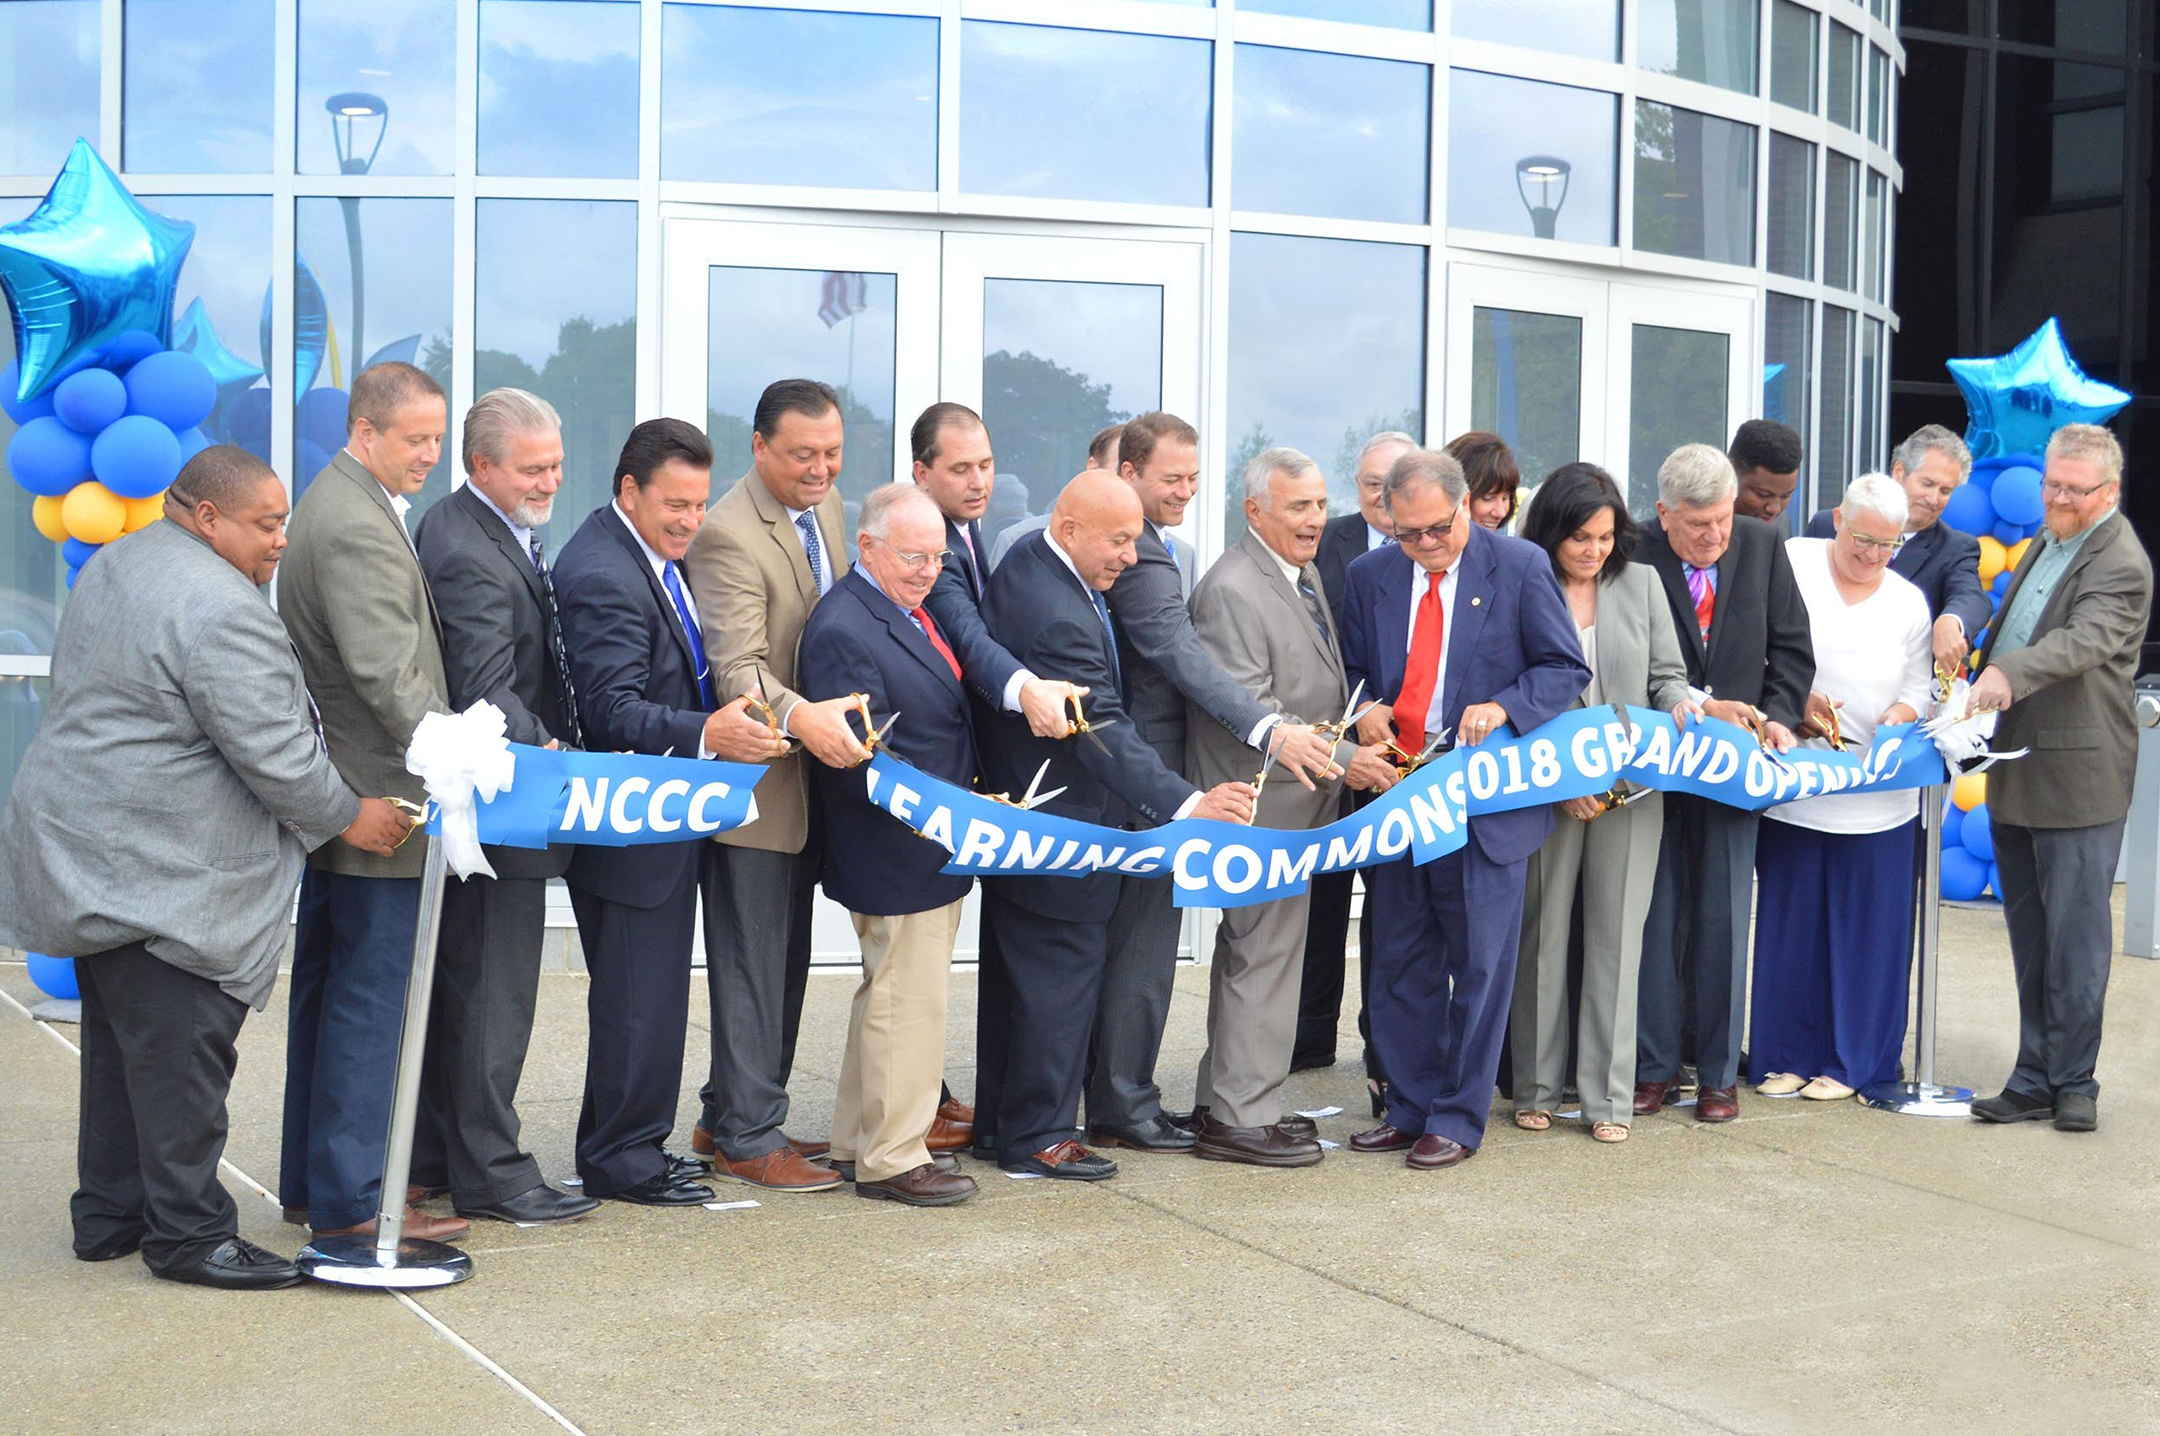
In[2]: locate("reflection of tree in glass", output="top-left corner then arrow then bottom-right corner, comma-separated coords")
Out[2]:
1220,406 -> 1420,549
469,317 -> 637,526
1631,100 -> 1681,257
1470,309 -> 1582,485
979,349 -> 1129,541
706,385 -> 893,543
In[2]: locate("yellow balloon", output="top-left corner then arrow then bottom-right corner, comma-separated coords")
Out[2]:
1975,535 -> 2008,588
1951,771 -> 1987,812
123,490 -> 166,532
31,494 -> 68,543
2004,537 -> 2031,572
60,481 -> 128,545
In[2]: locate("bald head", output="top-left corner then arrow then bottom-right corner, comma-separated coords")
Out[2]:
1050,468 -> 1143,591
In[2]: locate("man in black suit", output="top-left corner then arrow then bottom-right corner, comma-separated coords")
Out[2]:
1634,443 -> 1815,1124
799,484 -> 985,1207
1728,418 -> 1805,529
550,418 -> 782,1205
975,470 -> 1256,1179
1802,424 -> 1991,676
410,389 -> 595,1226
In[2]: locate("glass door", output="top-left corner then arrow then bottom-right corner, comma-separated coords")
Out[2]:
1444,264 -> 1608,516
1604,282 -> 1755,516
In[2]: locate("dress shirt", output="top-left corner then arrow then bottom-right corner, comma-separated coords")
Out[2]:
785,502 -> 834,593
613,499 -> 715,759
349,451 -> 417,555
469,482 -> 536,562
1396,562 -> 1459,744
1366,523 -> 1391,552
1990,509 -> 2114,659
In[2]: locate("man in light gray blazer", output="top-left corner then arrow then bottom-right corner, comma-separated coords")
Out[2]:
1967,423 -> 2153,1134
1185,449 -> 1398,1166
274,361 -> 462,1240
0,447 -> 410,1289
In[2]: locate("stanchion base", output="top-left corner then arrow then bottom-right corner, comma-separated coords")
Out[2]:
298,1234 -> 474,1288
1857,1081 -> 1974,1118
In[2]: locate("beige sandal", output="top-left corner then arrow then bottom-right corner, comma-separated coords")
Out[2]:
1513,1109 -> 1554,1131
1591,1121 -> 1630,1144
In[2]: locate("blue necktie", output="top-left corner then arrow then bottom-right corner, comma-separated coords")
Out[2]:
661,560 -> 715,708
796,512 -> 827,597
1090,588 -> 1122,686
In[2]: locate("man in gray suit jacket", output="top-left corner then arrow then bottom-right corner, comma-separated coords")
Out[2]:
0,447 -> 411,1289
1185,449 -> 1398,1166
1967,424 -> 2153,1134
274,362 -> 464,1241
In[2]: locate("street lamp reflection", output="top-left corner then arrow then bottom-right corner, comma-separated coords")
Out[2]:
1515,154 -> 1572,240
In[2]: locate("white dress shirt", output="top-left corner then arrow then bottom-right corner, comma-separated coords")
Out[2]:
1365,523 -> 1391,552
614,499 -> 715,759
348,450 -> 417,556
470,482 -> 536,562
1396,562 -> 1459,743
785,502 -> 834,593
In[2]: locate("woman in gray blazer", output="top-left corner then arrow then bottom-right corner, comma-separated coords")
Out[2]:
1510,464 -> 1694,1142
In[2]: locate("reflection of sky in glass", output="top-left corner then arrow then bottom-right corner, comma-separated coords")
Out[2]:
1233,46 -> 1427,224
960,23 -> 1210,207
1226,233 -> 1424,535
1766,133 -> 1814,280
298,0 -> 456,175
0,1 -> 98,174
1447,71 -> 1617,246
480,0 -> 639,178
154,195 -> 273,369
662,6 -> 935,190
124,0 -> 274,172
1242,0 -> 1429,30
1627,325 -> 1729,515
1471,308 -> 1582,486
0,198 -> 61,647
1763,292 -> 1811,452
1451,0 -> 1616,60
1638,0 -> 1759,96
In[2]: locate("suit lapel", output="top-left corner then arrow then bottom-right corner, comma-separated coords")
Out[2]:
1646,529 -> 1706,672
600,504 -> 698,682
1441,527 -> 1496,718
1238,531 -> 1338,674
456,485 -> 544,603
1891,523 -> 1933,584
744,472 -> 818,605
334,451 -> 440,637
853,573 -> 965,699
2033,513 -> 2122,632
946,516 -> 984,600
1376,548 -> 1413,702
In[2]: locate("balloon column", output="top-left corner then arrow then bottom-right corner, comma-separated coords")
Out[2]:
1936,452 -> 2045,653
1941,773 -> 1999,902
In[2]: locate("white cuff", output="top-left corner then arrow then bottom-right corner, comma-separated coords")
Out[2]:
1246,712 -> 1282,750
1000,668 -> 1035,713
1172,791 -> 1202,821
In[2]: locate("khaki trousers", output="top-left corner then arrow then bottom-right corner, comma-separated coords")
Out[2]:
831,899 -> 964,1182
1193,889 -> 1314,1128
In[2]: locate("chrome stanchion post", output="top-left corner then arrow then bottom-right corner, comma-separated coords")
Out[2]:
298,833 -> 475,1287
1861,784 -> 1974,1117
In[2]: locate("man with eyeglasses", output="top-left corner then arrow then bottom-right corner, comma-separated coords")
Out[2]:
1338,447 -> 1588,1170
1966,423 -> 2152,1134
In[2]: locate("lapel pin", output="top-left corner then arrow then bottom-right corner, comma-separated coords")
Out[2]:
1470,596 -> 1482,607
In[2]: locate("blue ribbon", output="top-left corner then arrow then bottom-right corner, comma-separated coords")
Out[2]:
438,743 -> 765,850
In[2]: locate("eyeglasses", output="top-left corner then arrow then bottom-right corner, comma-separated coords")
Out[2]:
1845,531 -> 1904,557
1392,507 -> 1462,548
879,540 -> 951,571
2040,477 -> 2112,500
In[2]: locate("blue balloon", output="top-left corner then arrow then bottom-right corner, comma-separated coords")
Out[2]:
1966,464 -> 1996,492
90,413 -> 183,499
1989,590 -> 2003,613
1960,804 -> 1994,862
295,439 -> 334,500
177,425 -> 210,462
61,536 -> 101,567
51,366 -> 127,434
1940,803 -> 1964,849
124,350 -> 217,432
0,360 -> 55,424
6,415 -> 94,495
25,951 -> 79,1001
299,384 -> 349,454
1940,847 -> 1989,901
1948,318 -> 2132,460
222,385 -> 272,449
268,254 -> 330,399
173,297 -> 263,417
104,329 -> 163,372
1992,519 -> 2026,546
1940,481 -> 1997,536
1987,863 -> 2002,899
1990,465 -> 2044,525
1992,570 -> 2014,596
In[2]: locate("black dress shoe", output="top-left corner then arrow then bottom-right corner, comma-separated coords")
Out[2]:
603,1171 -> 714,1206
1086,1114 -> 1195,1152
75,1228 -> 146,1262
2052,1092 -> 2096,1132
1288,1051 -> 1337,1073
666,1149 -> 712,1178
457,1185 -> 600,1225
1972,1089 -> 2054,1124
968,1141 -> 999,1163
156,1237 -> 301,1291
1002,1140 -> 1117,1181
830,1154 -> 959,1182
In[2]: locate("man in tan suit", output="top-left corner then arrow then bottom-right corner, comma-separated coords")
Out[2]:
275,361 -> 465,1242
1185,447 -> 1398,1167
682,378 -> 868,1191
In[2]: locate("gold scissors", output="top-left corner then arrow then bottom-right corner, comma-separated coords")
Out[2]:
1062,689 -> 1120,758
748,669 -> 797,754
1931,662 -> 1957,707
842,695 -> 899,759
1319,679 -> 1382,744
1822,702 -> 1851,753
1383,726 -> 1451,777
1589,784 -> 1650,820
384,796 -> 427,850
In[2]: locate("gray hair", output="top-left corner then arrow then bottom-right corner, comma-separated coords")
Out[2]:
2046,422 -> 2124,487
1241,445 -> 1320,509
462,387 -> 561,475
1358,429 -> 1417,466
1382,447 -> 1466,509
1890,424 -> 1971,481
859,481 -> 941,542
1657,443 -> 1739,509
1839,472 -> 1909,531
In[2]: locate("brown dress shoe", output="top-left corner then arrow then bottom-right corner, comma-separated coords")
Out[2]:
695,1123 -> 832,1159
1696,1086 -> 1739,1122
690,1124 -> 718,1159
856,1162 -> 979,1207
1407,1135 -> 1472,1170
718,1147 -> 843,1192
1193,1115 -> 1323,1168
925,1114 -> 973,1152
313,1207 -> 470,1243
1348,1122 -> 1416,1153
936,1096 -> 975,1126
1633,1080 -> 1672,1116
782,1131 -> 832,1158
1189,1105 -> 1318,1140
287,1182 -> 432,1227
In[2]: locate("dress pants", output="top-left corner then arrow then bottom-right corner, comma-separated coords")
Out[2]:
1194,890 -> 1313,1127
279,869 -> 420,1229
1993,817 -> 2126,1102
972,903 -> 1013,1154
831,899 -> 965,1182
569,861 -> 698,1196
1293,869 -> 1385,1086
980,883 -> 1111,1162
1085,870 -> 1180,1126
72,942 -> 248,1272
1367,840 -> 1529,1150
1635,794 -> 1758,1092
698,841 -> 818,1160
412,872 -> 547,1206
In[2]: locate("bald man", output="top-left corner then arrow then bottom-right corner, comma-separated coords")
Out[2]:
971,471 -> 1254,1179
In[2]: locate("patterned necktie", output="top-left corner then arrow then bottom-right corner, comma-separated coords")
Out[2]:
530,537 -> 584,749
661,559 -> 716,708
1394,569 -> 1447,750
1685,564 -> 1716,641
1297,572 -> 1332,647
796,512 -> 827,597
959,523 -> 984,599
912,606 -> 963,682
1089,588 -> 1122,686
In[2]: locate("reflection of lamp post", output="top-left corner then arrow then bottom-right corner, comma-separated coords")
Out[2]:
1515,155 -> 1572,240
325,92 -> 387,381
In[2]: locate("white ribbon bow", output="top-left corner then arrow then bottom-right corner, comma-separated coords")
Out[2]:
404,702 -> 518,880
1921,678 -> 2027,775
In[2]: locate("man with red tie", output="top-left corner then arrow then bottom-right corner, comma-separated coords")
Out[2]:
1337,448 -> 1588,1169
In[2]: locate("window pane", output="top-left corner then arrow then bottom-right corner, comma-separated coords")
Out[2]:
293,197 -> 454,505
1818,305 -> 1855,507
1241,0 -> 1430,29
1633,102 -> 1756,266
1867,45 -> 1889,144
979,280 -> 1163,538
0,198 -> 60,675
1233,46 -> 1428,224
1627,324 -> 1728,515
1764,292 -> 1812,471
476,200 -> 636,538
1,1 -> 97,173
1863,168 -> 1885,301
663,6 -> 935,191
1470,308 -> 1581,487
1827,22 -> 1861,131
705,267 -> 897,537
1769,0 -> 1818,113
155,195 -> 274,465
1823,151 -> 1858,290
481,0 -> 639,178
1448,71 -> 1618,246
2049,106 -> 2124,204
124,0 -> 274,173
961,23 -> 1210,207
299,0 -> 457,176
1639,0 -> 1760,97
1226,234 -> 1423,539
1451,0 -> 1616,60
1767,134 -> 1814,279
1858,317 -> 1884,475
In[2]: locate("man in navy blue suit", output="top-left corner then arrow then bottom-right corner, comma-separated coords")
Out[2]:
1802,424 -> 1991,676
550,418 -> 782,1206
798,485 -> 984,1208
1338,448 -> 1589,1170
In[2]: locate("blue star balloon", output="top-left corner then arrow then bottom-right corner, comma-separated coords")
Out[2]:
264,254 -> 331,399
0,139 -> 195,405
173,296 -> 263,415
1947,318 -> 2130,460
